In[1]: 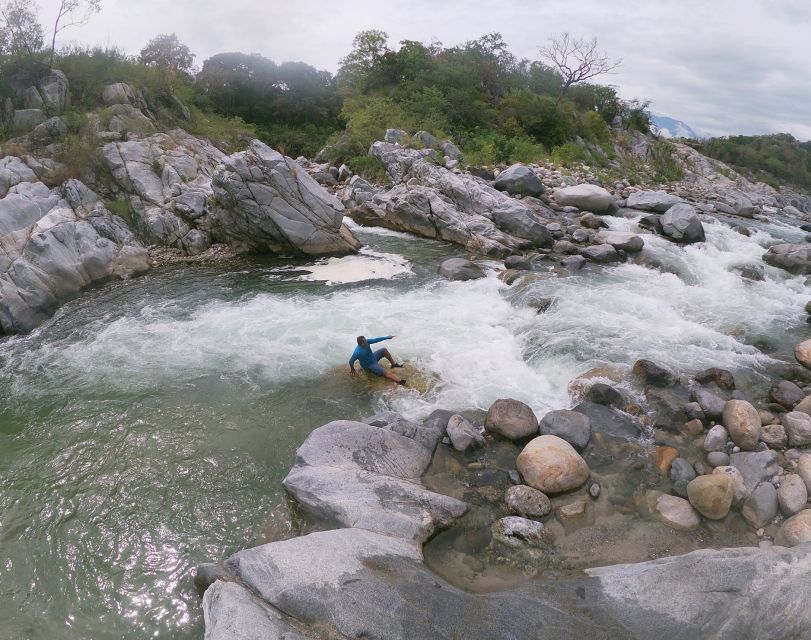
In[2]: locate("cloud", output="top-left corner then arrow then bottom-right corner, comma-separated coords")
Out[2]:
34,0 -> 811,139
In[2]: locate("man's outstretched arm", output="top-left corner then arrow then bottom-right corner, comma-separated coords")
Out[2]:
367,335 -> 395,344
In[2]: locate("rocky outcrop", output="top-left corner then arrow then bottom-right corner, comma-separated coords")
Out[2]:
626,190 -> 683,213
763,243 -> 811,275
0,179 -> 149,333
282,420 -> 466,543
103,132 -> 358,256
350,142 -> 555,257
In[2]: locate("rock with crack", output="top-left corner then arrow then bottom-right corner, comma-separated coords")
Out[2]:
282,420 -> 467,543
351,142 -> 554,257
0,179 -> 149,333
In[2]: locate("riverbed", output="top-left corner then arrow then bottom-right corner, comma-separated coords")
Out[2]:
0,214 -> 808,639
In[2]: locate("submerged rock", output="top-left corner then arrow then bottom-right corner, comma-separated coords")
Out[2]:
504,485 -> 552,518
446,414 -> 485,452
655,494 -> 700,530
572,402 -> 645,440
438,257 -> 486,281
492,516 -> 548,547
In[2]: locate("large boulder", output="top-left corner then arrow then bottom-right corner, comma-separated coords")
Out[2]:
282,420 -> 466,543
579,243 -> 619,263
661,203 -> 705,243
494,164 -> 545,197
626,190 -> 683,213
687,474 -> 733,519
552,184 -> 618,214
104,103 -> 157,137
722,399 -> 761,451
764,243 -> 811,275
0,156 -> 38,198
0,179 -> 150,333
210,140 -> 360,255
572,402 -> 645,440
485,398 -> 538,440
38,69 -> 70,111
102,82 -> 142,106
538,410 -> 591,452
384,128 -> 408,144
12,109 -> 46,130
516,435 -> 590,494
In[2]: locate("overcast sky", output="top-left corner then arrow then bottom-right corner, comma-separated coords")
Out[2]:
34,0 -> 811,140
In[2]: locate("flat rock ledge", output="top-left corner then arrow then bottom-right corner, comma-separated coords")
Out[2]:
200,413 -> 811,640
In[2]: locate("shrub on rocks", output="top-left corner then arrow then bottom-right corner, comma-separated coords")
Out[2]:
516,435 -> 590,494
687,474 -> 733,520
485,399 -> 539,440
722,400 -> 761,450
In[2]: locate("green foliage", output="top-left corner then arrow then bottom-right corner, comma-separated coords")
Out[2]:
106,197 -> 132,224
689,134 -> 811,191
347,156 -> 388,183
139,33 -> 195,75
184,106 -> 256,152
551,141 -> 592,166
649,140 -> 684,183
460,131 -> 546,166
52,130 -> 102,181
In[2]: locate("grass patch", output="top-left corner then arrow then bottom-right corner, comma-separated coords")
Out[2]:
347,156 -> 388,183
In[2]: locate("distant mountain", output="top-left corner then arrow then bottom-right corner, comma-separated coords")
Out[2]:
650,114 -> 700,140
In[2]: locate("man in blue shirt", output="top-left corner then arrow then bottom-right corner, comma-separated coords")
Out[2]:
349,335 -> 406,385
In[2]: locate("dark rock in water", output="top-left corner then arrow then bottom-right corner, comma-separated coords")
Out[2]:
733,226 -> 752,237
579,243 -> 620,263
670,458 -> 697,497
695,367 -> 736,390
572,402 -> 645,441
645,386 -> 691,431
739,265 -> 764,281
763,243 -> 811,275
194,563 -> 229,596
439,257 -> 486,281
638,214 -> 664,234
633,359 -> 676,387
446,414 -> 486,452
692,387 -> 728,419
586,383 -> 624,408
560,255 -> 587,270
504,484 -> 551,518
494,164 -> 545,198
472,467 -> 510,487
504,255 -> 532,270
424,409 -> 456,435
626,190 -> 683,213
491,208 -> 554,248
661,203 -> 706,244
538,409 -> 592,452
683,402 -> 706,422
771,380 -> 804,410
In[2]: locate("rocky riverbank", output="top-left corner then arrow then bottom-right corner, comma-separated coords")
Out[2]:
197,358 -> 811,639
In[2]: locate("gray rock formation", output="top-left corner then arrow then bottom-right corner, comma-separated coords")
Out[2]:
351,142 -> 555,257
552,184 -> 618,214
626,190 -> 683,213
438,257 -> 485,281
763,243 -> 811,275
0,179 -> 149,333
282,420 -> 466,543
661,203 -> 705,243
494,164 -> 545,197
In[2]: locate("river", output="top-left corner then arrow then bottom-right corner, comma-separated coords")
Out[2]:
0,214 -> 808,639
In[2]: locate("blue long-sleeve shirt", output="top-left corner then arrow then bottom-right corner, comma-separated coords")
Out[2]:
349,336 -> 391,369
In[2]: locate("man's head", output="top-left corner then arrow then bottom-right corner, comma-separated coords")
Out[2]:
357,335 -> 368,348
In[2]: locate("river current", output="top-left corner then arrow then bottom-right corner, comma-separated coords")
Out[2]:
0,214 -> 808,638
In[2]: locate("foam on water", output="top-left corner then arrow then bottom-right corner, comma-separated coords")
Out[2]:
289,248 -> 413,284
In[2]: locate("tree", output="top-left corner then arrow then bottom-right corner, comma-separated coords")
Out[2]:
139,33 -> 195,75
539,33 -> 620,100
49,0 -> 101,67
337,30 -> 390,91
1,0 -> 45,59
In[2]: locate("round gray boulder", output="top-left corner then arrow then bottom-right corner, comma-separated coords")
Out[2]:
494,164 -> 545,198
438,258 -> 486,281
661,203 -> 706,243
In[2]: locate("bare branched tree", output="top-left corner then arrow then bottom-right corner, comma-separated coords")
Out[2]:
48,0 -> 101,67
539,33 -> 621,100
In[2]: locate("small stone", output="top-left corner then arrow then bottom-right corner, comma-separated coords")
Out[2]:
741,482 -> 778,529
775,509 -> 811,547
446,414 -> 486,452
588,482 -> 601,498
771,380 -> 805,410
795,339 -> 811,370
722,400 -> 762,450
655,494 -> 700,530
508,469 -> 522,485
504,485 -> 552,518
485,399 -> 539,441
707,451 -> 730,467
758,409 -> 777,425
492,516 -> 547,547
687,474 -> 734,519
693,387 -> 726,419
783,411 -> 811,447
704,425 -> 729,452
695,368 -> 736,390
516,435 -> 590,494
799,455 -> 811,493
654,446 -> 679,474
682,418 -> 704,437
778,474 -> 809,516
712,466 -> 747,504
556,500 -> 588,524
761,423 -> 787,449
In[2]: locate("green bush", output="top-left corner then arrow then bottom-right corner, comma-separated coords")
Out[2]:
184,106 -> 256,152
461,131 -> 545,166
551,141 -> 592,166
649,140 -> 684,183
347,156 -> 388,183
